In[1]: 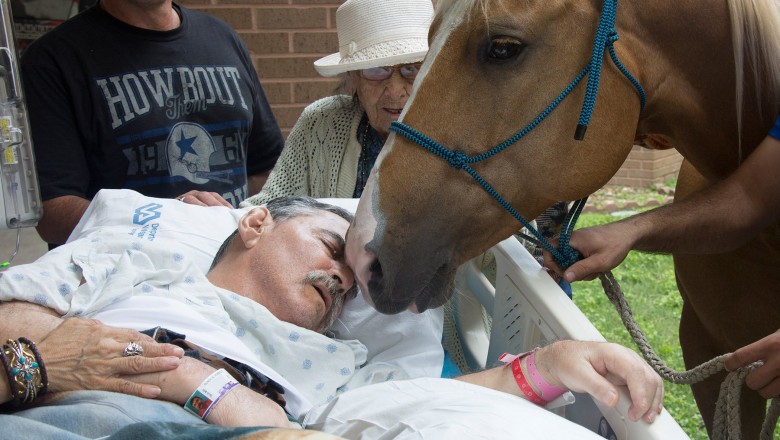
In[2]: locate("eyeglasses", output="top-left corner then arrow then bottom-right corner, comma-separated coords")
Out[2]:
359,63 -> 422,81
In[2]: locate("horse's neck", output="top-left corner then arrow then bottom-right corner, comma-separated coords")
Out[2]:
626,0 -> 771,180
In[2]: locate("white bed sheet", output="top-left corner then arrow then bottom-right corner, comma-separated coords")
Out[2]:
304,378 -> 603,439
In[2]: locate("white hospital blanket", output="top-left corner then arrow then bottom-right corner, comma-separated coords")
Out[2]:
304,378 -> 603,439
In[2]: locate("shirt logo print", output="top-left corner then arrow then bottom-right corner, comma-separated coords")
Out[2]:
133,203 -> 163,225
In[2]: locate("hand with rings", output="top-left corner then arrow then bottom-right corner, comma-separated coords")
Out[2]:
174,191 -> 233,208
37,318 -> 184,399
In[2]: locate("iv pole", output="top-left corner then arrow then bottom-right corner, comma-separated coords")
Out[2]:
0,0 -> 43,266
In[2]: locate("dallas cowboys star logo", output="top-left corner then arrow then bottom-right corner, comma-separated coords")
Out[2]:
176,131 -> 198,159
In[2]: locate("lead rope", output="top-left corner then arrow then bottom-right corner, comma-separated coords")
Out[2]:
598,271 -> 779,439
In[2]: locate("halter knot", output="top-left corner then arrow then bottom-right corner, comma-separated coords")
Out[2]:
555,247 -> 581,269
607,30 -> 619,44
447,151 -> 469,170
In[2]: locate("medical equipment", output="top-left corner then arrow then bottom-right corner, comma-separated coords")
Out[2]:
0,1 -> 42,267
0,0 -> 41,232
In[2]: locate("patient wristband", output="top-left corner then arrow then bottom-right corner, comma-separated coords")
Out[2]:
183,368 -> 239,420
499,348 -> 565,405
525,350 -> 567,401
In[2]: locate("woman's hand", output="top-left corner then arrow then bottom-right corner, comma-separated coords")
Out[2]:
535,340 -> 664,423
39,318 -> 184,398
175,191 -> 233,207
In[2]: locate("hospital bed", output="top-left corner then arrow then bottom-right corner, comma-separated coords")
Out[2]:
0,0 -> 688,429
2,188 -> 690,439
447,237 -> 690,439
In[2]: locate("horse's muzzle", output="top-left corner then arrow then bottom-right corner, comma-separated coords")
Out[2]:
366,256 -> 454,314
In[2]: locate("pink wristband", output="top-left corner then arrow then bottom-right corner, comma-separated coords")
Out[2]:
499,351 -> 546,405
526,350 -> 566,401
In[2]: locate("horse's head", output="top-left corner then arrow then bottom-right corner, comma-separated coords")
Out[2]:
347,0 -> 644,314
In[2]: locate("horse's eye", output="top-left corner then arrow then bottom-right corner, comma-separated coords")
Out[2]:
486,36 -> 524,61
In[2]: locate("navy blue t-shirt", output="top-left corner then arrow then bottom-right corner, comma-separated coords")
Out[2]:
21,3 -> 283,207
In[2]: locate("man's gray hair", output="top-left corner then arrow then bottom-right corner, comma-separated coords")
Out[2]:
209,196 -> 354,270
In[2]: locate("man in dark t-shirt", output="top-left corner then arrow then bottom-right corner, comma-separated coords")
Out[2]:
21,0 -> 284,246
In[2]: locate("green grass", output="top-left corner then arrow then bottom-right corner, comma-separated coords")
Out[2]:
571,212 -> 708,439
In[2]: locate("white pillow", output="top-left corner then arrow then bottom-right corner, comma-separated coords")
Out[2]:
69,189 -> 250,273
69,189 -> 444,379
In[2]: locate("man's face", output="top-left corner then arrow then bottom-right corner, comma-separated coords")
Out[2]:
249,211 -> 354,332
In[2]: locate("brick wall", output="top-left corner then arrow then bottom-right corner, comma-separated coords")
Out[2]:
607,147 -> 683,188
179,0 -> 343,137
179,0 -> 681,187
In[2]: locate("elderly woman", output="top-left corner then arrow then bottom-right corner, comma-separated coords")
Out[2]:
241,0 -> 434,204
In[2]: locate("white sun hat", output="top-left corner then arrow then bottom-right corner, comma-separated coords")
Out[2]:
313,0 -> 434,77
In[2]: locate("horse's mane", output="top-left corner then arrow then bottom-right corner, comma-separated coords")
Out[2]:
433,0 -> 480,22
729,0 -> 780,147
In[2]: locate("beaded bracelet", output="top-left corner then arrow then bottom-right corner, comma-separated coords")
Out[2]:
0,345 -> 20,406
2,337 -> 48,406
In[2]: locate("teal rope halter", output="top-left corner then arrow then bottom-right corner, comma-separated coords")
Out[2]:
390,0 -> 644,269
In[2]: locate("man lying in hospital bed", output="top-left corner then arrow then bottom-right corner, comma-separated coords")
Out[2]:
0,190 -> 663,439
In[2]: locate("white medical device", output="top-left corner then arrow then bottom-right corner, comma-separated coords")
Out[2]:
0,0 -> 42,232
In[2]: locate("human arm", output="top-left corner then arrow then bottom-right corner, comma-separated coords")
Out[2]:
240,35 -> 284,202
131,356 -> 296,428
35,195 -> 91,245
0,301 -> 184,406
724,329 -> 780,399
240,106 -> 317,206
455,340 -> 664,424
248,171 -> 271,196
551,131 -> 780,282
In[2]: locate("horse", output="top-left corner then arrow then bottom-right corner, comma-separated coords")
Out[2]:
345,0 -> 780,437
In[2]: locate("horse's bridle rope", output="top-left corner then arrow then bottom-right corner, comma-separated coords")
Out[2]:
600,271 -> 780,439
390,0 -> 644,269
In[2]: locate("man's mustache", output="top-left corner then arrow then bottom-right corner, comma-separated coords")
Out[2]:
304,270 -> 355,331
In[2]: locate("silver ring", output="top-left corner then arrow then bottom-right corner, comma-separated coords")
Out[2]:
177,195 -> 186,202
123,342 -> 144,357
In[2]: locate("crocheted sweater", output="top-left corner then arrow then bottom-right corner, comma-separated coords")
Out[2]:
241,96 -> 363,206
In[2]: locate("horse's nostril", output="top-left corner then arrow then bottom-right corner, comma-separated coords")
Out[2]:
366,256 -> 384,301
369,257 -> 383,279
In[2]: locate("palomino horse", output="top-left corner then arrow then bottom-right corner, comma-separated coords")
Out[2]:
345,0 -> 780,436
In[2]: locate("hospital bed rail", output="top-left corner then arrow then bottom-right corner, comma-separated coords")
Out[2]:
448,235 -> 690,439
